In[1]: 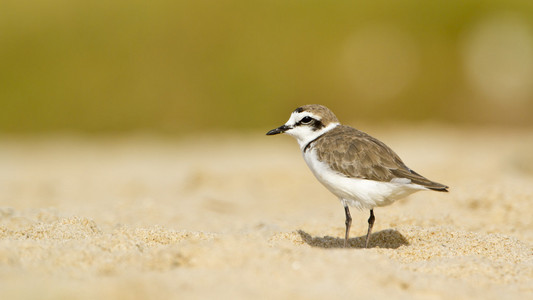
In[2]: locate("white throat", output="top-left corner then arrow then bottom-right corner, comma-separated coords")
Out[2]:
287,122 -> 339,151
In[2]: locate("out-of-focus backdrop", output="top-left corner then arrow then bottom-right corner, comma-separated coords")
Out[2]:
1,0 -> 533,134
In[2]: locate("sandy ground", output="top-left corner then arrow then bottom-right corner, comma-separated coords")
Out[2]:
0,125 -> 532,299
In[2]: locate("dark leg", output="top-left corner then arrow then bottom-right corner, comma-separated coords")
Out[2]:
365,209 -> 375,248
344,206 -> 352,248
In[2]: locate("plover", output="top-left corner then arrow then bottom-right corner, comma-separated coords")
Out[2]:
267,104 -> 448,248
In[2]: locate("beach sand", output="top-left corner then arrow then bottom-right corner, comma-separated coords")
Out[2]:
0,126 -> 532,299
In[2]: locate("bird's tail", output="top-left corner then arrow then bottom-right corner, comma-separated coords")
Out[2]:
391,168 -> 449,192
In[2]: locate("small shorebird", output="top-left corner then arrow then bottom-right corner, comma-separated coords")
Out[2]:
267,104 -> 448,248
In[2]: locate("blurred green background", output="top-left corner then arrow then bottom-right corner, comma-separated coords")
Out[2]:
1,0 -> 533,134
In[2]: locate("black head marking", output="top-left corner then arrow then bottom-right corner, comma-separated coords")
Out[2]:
311,119 -> 325,131
295,116 -> 325,131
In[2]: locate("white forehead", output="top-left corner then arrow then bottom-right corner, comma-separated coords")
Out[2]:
285,111 -> 320,125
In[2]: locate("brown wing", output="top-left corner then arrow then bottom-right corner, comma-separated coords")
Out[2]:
312,126 -> 448,191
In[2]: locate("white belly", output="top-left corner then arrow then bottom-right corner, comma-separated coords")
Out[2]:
303,149 -> 426,210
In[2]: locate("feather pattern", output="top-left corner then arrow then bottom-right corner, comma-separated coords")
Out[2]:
310,125 -> 448,191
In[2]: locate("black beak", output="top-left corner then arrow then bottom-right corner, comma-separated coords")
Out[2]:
266,125 -> 291,135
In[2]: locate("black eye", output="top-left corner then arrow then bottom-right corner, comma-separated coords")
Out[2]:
301,116 -> 313,124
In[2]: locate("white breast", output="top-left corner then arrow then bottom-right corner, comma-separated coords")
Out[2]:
303,148 -> 426,210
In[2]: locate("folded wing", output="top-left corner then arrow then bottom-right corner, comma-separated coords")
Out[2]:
313,126 -> 448,192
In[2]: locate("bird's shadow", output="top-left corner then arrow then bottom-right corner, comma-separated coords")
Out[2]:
298,229 -> 409,249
